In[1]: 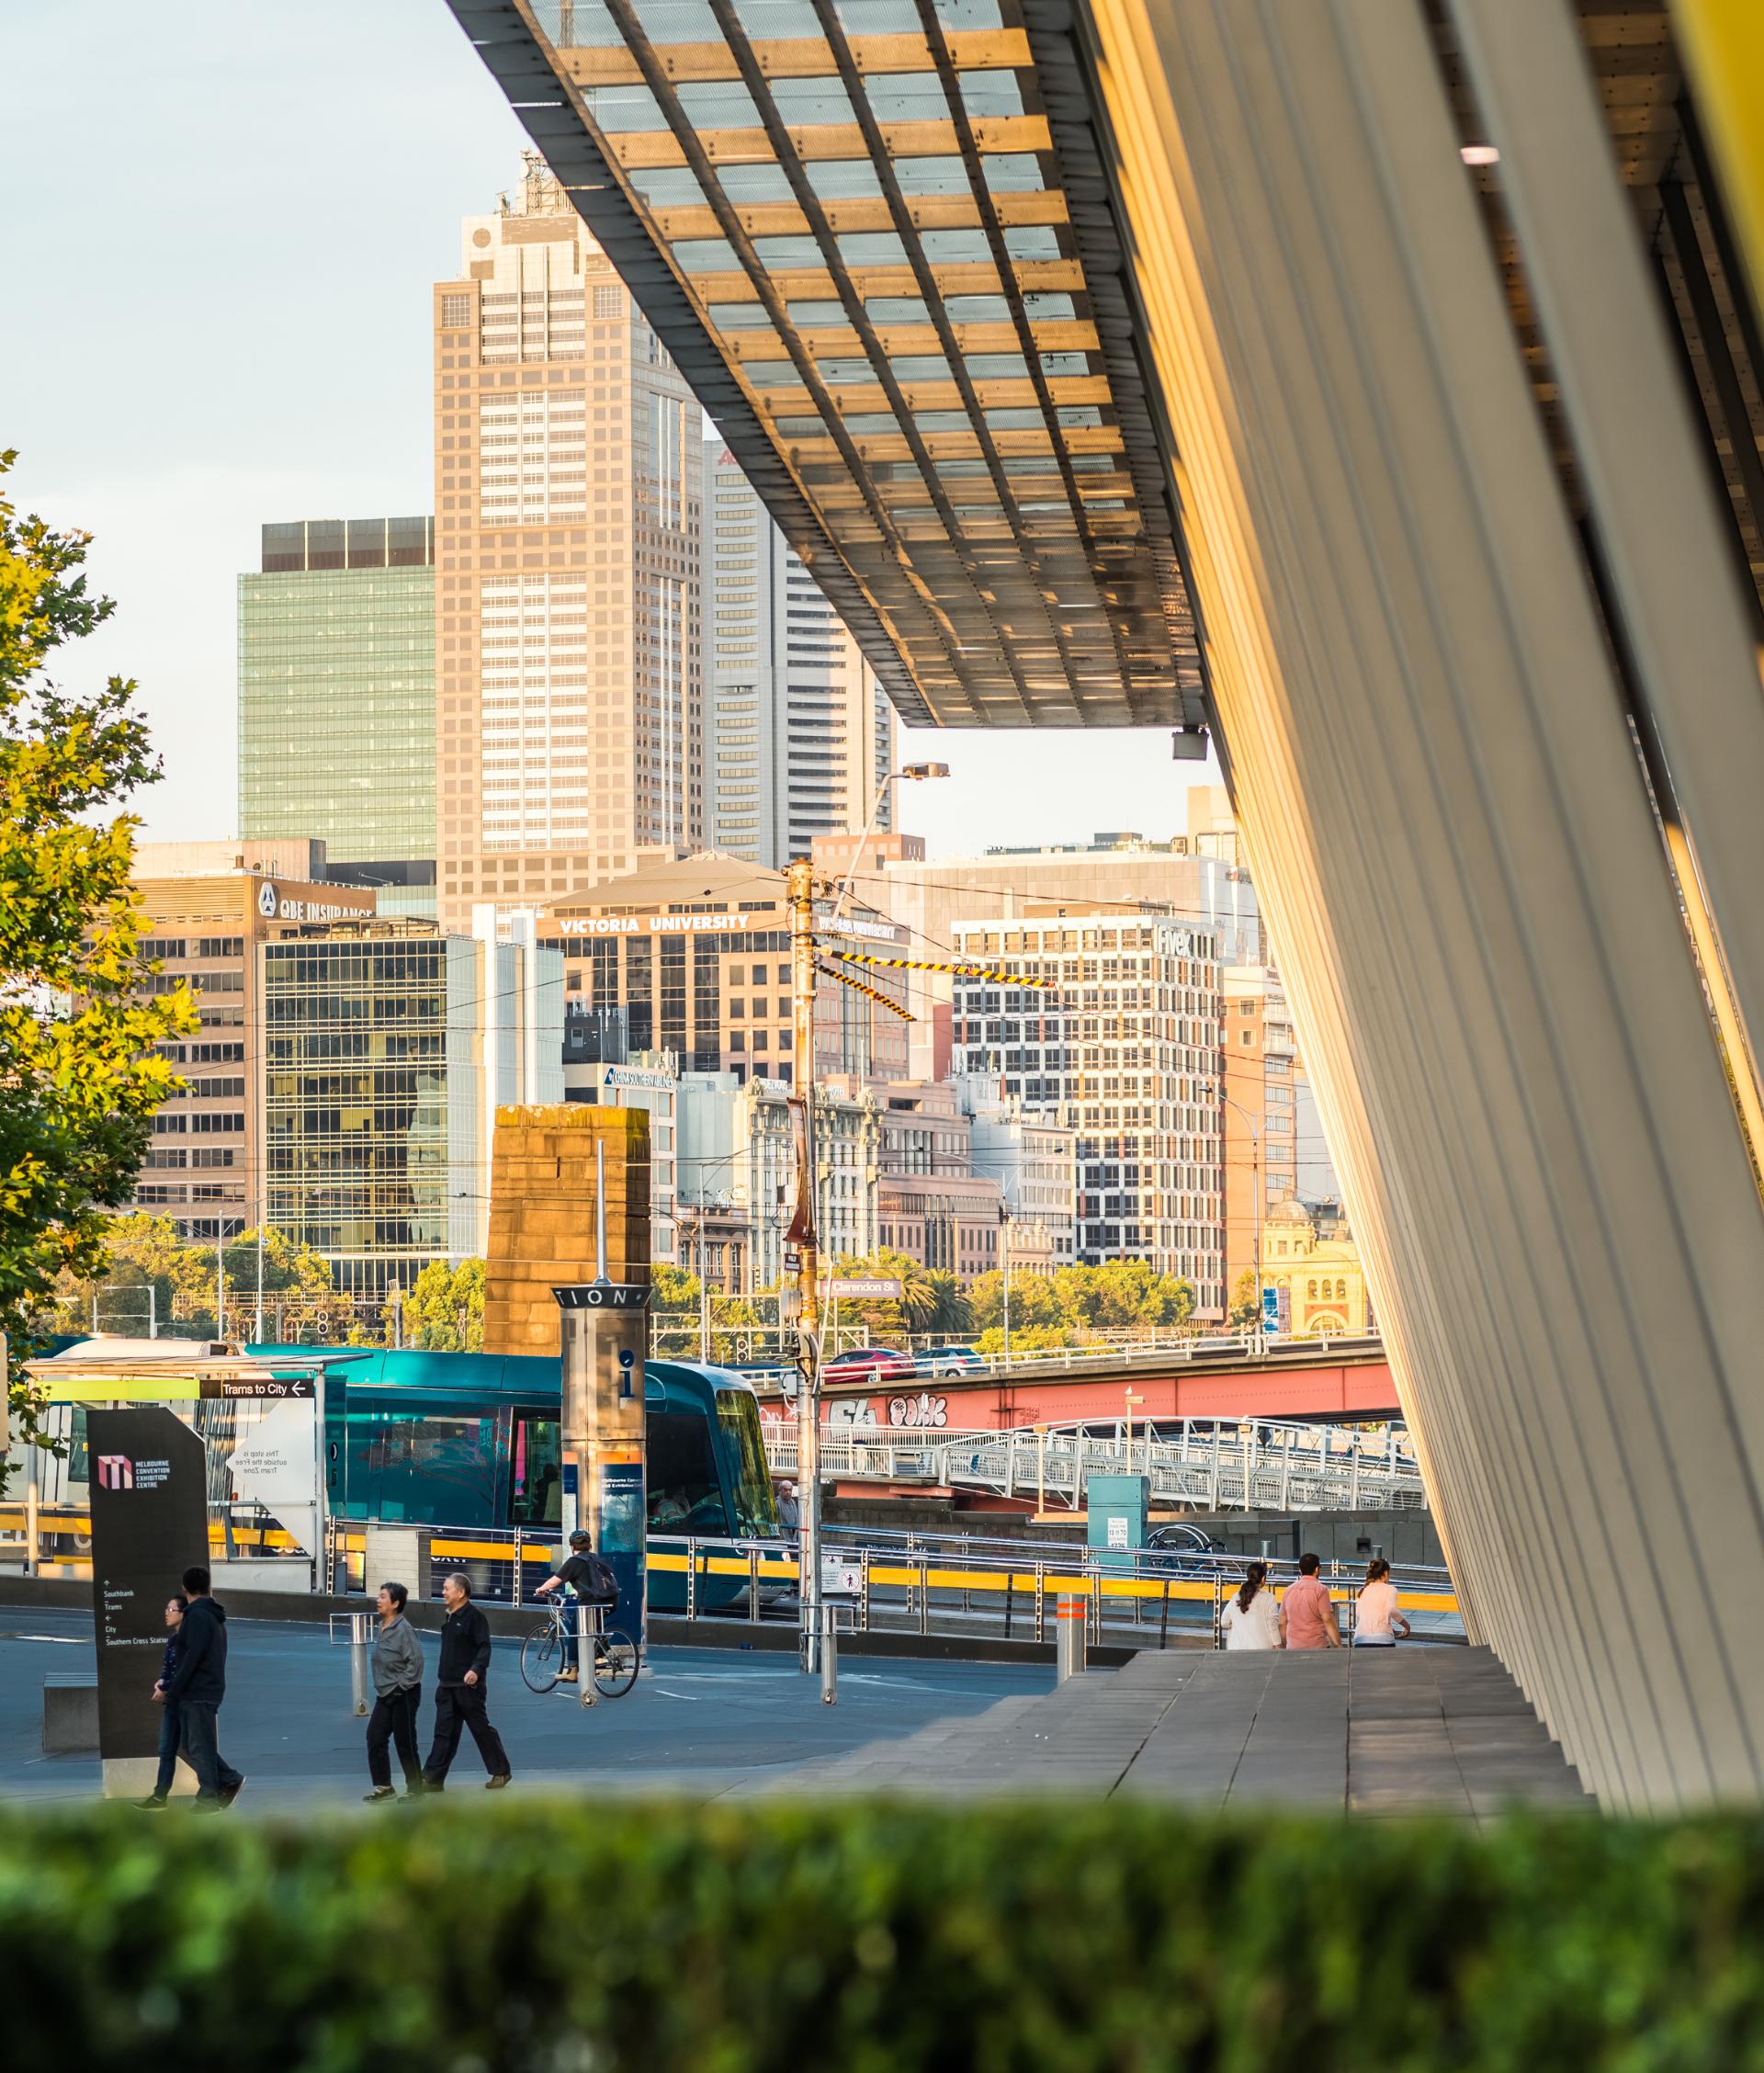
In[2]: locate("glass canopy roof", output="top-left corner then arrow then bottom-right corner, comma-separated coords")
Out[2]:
449,0 -> 1204,730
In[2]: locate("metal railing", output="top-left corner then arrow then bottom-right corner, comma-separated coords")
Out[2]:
646,1524 -> 1461,1650
762,1418 -> 1424,1513
652,1327 -> 1386,1388
0,1504 -> 1462,1647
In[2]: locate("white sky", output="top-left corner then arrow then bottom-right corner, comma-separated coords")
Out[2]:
2,0 -> 1219,860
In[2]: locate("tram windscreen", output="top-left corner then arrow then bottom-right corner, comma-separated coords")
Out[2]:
716,1389 -> 780,1537
647,1410 -> 729,1534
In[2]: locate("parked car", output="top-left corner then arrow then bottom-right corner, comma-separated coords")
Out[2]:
823,1345 -> 917,1387
919,1343 -> 986,1377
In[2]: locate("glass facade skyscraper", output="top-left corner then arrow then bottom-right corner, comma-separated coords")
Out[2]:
238,515 -> 437,917
259,917 -> 562,1297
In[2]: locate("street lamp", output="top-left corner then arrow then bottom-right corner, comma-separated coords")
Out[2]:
1125,1389 -> 1145,1476
829,762 -> 949,923
998,1202 -> 1013,1369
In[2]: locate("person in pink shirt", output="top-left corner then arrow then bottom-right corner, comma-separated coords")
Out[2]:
1280,1551 -> 1342,1649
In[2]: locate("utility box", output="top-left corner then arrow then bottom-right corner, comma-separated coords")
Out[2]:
1086,1474 -> 1149,1570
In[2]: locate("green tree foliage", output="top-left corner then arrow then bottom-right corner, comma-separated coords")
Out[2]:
967,1261 -> 1196,1346
649,1263 -> 772,1363
967,1267 -> 1064,1335
58,1216 -> 357,1344
922,1267 -> 973,1337
386,1257 -> 485,1352
0,457 -> 194,1440
1227,1266 -> 1261,1329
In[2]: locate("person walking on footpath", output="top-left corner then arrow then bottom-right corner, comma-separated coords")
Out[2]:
422,1572 -> 512,1792
1219,1561 -> 1283,1649
1282,1551 -> 1343,1650
135,1590 -> 188,1808
534,1529 -> 620,1683
164,1565 -> 245,1808
1352,1557 -> 1412,1648
364,1581 -> 426,1802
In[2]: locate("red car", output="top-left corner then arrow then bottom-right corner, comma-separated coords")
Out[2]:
822,1345 -> 916,1388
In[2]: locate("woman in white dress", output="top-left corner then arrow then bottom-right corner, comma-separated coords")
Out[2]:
1352,1557 -> 1412,1647
1219,1560 -> 1283,1650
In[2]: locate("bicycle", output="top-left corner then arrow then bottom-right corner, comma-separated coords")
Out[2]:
519,1597 -> 639,1698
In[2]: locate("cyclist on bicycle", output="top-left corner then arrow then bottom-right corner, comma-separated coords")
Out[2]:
534,1530 -> 620,1683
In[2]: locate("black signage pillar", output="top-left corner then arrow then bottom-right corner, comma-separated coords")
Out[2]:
86,1408 -> 209,1797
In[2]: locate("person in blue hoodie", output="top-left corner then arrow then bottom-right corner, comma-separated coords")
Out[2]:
162,1565 -> 245,1809
135,1590 -> 188,1810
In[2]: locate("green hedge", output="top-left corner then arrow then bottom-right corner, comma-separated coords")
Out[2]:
2,1803 -> 1762,2069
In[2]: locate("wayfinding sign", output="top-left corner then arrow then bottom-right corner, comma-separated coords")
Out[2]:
820,1277 -> 904,1300
86,1407 -> 208,1791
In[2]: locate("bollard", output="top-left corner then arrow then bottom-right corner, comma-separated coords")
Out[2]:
348,1611 -> 373,1717
576,1600 -> 598,1709
1056,1593 -> 1087,1682
820,1600 -> 838,1705
24,1478 -> 38,1579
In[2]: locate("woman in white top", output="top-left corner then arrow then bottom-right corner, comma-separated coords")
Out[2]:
1353,1558 -> 1411,1647
1219,1561 -> 1283,1650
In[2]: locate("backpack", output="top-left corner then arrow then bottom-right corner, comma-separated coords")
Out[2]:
572,1552 -> 620,1604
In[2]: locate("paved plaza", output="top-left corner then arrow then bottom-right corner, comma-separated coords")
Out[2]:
0,1606 -> 1586,1818
0,1606 -> 1046,1809
746,1646 -> 1590,1819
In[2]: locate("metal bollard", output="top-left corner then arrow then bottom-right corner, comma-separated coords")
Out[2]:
820,1600 -> 838,1705
348,1611 -> 374,1717
577,1601 -> 598,1709
24,1478 -> 38,1579
1055,1593 -> 1087,1682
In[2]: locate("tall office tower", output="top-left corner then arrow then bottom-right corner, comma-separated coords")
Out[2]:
950,910 -> 1227,1316
238,517 -> 437,916
704,439 -> 895,867
434,156 -> 702,930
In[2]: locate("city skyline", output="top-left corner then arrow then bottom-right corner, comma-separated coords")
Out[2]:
0,0 -> 1219,866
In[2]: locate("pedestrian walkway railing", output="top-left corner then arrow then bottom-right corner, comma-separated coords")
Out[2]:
762,1418 -> 1425,1514
640,1525 -> 1460,1650
0,1502 -> 1461,1648
0,1497 -> 308,1579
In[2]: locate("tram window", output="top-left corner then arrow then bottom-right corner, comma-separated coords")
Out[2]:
647,1410 -> 729,1535
365,1410 -> 499,1527
716,1390 -> 779,1536
67,1406 -> 90,1487
511,1416 -> 563,1528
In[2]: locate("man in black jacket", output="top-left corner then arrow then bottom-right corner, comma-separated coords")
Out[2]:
422,1572 -> 512,1791
164,1565 -> 245,1809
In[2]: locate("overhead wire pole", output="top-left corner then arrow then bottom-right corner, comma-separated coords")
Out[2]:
786,855 -> 824,1672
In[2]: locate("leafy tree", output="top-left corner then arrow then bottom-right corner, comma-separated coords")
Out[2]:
387,1257 -> 485,1352
1,457 -> 194,1447
1227,1267 -> 1261,1330
967,1268 -> 1065,1337
59,1216 -> 358,1343
650,1263 -> 701,1316
975,1322 -> 1069,1357
922,1268 -> 973,1339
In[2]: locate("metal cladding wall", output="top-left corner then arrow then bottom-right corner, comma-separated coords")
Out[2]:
1083,0 -> 1764,1808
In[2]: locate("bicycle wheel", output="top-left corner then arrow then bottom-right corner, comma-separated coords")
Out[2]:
519,1620 -> 561,1694
592,1628 -> 639,1698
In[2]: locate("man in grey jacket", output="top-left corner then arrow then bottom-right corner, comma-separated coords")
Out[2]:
364,1581 -> 425,1803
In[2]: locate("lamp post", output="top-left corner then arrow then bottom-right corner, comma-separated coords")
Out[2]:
1035,1420 -> 1049,1517
828,763 -> 949,925
1125,1389 -> 1145,1476
999,1203 -> 1012,1368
